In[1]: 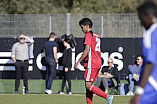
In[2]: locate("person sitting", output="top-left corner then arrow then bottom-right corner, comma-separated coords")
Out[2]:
126,55 -> 143,95
95,58 -> 118,94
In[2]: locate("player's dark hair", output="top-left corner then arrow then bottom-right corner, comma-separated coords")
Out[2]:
79,18 -> 93,28
137,1 -> 157,17
48,32 -> 55,40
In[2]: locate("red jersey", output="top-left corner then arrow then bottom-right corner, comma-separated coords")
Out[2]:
83,31 -> 102,69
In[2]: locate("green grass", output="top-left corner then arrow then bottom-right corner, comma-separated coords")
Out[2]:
0,94 -> 132,104
0,79 -> 86,94
0,79 -> 133,104
0,79 -> 128,94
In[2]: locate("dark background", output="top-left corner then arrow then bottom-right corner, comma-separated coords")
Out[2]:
0,38 -> 142,79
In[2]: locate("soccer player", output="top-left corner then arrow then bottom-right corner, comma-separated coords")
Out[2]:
74,18 -> 114,104
131,1 -> 157,104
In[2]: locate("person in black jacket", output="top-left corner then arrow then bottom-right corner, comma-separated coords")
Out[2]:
95,58 -> 118,94
59,38 -> 72,95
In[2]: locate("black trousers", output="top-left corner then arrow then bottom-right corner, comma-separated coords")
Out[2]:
61,67 -> 71,92
15,60 -> 29,91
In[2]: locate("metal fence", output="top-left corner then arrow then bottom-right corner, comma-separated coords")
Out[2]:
0,13 -> 143,38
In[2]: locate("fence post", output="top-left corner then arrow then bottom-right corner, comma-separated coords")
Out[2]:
101,16 -> 104,38
49,16 -> 52,33
67,13 -> 71,36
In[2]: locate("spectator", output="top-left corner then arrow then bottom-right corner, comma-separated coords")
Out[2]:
59,38 -> 72,95
11,34 -> 34,94
126,55 -> 143,95
95,58 -> 118,94
44,32 -> 58,94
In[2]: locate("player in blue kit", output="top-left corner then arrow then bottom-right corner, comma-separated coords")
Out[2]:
131,1 -> 157,104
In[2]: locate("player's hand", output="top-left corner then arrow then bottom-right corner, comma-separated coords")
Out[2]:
98,71 -> 102,76
74,62 -> 79,70
65,67 -> 68,72
130,94 -> 141,104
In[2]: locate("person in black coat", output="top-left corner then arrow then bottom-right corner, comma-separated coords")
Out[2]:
59,38 -> 72,94
95,58 -> 118,94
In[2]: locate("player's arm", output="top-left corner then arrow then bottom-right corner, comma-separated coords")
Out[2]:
74,44 -> 90,69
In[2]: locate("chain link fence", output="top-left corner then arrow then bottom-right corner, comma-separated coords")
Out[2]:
0,13 -> 143,38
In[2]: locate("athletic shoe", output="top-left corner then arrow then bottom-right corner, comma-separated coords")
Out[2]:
59,92 -> 65,95
13,90 -> 18,94
25,90 -> 30,94
126,91 -> 134,95
45,89 -> 53,94
106,95 -> 114,104
69,92 -> 72,95
133,74 -> 139,81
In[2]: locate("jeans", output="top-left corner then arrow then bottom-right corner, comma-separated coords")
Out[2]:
45,58 -> 57,90
128,66 -> 138,91
128,74 -> 137,91
15,60 -> 29,91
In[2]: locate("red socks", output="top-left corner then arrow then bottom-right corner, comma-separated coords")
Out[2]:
86,85 -> 108,104
89,85 -> 108,98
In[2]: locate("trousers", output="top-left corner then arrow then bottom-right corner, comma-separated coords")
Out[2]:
61,67 -> 71,92
15,60 -> 29,91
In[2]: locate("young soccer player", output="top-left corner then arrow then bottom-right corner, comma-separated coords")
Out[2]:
131,1 -> 157,104
74,18 -> 114,104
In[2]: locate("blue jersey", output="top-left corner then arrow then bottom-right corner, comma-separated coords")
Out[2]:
139,23 -> 157,104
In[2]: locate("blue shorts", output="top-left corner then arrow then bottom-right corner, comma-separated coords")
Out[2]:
139,82 -> 157,104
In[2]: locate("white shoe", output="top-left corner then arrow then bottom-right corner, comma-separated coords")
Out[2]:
106,95 -> 114,104
45,89 -> 53,94
69,92 -> 72,95
126,91 -> 134,95
133,74 -> 139,81
59,92 -> 65,95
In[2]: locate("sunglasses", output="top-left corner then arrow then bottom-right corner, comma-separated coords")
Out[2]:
108,62 -> 113,63
19,38 -> 25,40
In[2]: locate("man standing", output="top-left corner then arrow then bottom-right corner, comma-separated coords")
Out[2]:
126,55 -> 143,95
12,34 -> 34,94
131,1 -> 157,104
74,18 -> 113,104
44,32 -> 58,94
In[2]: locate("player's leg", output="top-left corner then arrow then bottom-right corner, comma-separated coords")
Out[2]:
86,81 -> 108,98
86,84 -> 93,104
84,68 -> 114,104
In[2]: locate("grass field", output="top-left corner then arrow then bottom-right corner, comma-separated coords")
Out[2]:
0,94 -> 132,104
0,79 -> 129,94
0,79 -> 132,104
